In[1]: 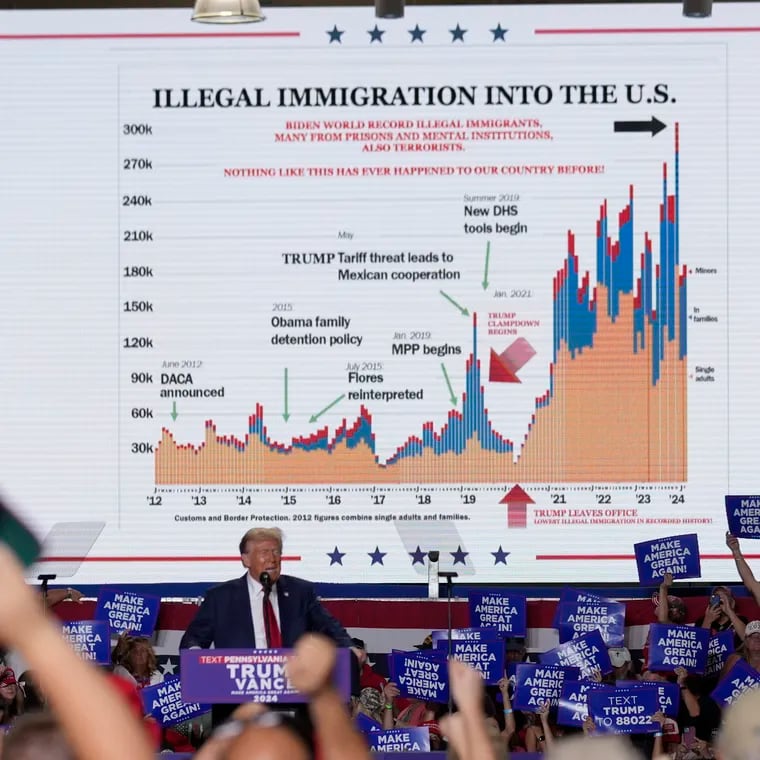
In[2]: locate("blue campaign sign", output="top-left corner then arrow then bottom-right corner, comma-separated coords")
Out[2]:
468,591 -> 527,636
725,495 -> 760,539
556,680 -> 600,727
512,663 -> 579,711
180,648 -> 351,704
588,686 -> 659,734
647,623 -> 709,674
356,713 -> 382,734
94,588 -> 161,636
141,676 -> 210,727
617,680 -> 680,718
431,627 -> 501,643
710,659 -> 760,708
552,589 -> 614,628
540,630 -> 612,678
706,630 -> 735,677
389,651 -> 449,704
634,534 -> 701,583
435,639 -> 504,685
61,620 -> 110,665
368,727 -> 431,752
557,599 -> 626,646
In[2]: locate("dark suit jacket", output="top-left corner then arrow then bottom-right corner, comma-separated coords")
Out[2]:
180,573 -> 354,650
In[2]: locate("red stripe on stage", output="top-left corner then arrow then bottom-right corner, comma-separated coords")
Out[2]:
536,554 -> 760,560
38,556 -> 301,562
48,597 -> 760,631
536,554 -> 635,560
535,27 -> 760,35
0,32 -> 299,40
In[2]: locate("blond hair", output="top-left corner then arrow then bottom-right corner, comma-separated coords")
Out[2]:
717,688 -> 760,760
239,527 -> 284,555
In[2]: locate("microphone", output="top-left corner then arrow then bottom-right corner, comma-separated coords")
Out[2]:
259,571 -> 272,593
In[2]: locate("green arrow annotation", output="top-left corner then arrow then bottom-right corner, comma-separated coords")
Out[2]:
283,368 -> 290,422
310,393 -> 346,423
440,290 -> 470,316
482,240 -> 491,290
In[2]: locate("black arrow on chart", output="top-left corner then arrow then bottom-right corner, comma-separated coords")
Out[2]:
613,116 -> 667,137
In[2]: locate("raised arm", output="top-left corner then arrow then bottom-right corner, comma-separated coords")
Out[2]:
658,572 -> 673,623
287,634 -> 370,760
726,532 -> 760,606
497,676 -> 516,741
440,659 -> 498,760
0,545 -> 153,760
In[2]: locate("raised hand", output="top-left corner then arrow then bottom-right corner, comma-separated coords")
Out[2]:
285,634 -> 337,696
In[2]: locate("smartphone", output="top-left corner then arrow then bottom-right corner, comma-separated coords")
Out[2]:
683,726 -> 696,748
710,594 -> 721,607
0,498 -> 41,567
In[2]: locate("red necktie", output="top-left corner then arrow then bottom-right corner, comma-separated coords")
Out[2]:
263,590 -> 282,648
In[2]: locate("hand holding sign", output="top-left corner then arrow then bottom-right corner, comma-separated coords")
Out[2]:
726,531 -> 743,555
725,496 -> 760,539
634,534 -> 702,584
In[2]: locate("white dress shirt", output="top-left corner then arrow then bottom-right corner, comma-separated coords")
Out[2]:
246,573 -> 282,648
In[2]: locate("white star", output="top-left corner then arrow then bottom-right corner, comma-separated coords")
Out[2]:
160,659 -> 176,675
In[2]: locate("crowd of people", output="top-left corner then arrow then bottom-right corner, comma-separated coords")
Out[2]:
2,528 -> 760,759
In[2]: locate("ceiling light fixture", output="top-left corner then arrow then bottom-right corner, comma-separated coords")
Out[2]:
192,0 -> 265,24
682,0 -> 712,18
375,0 -> 404,20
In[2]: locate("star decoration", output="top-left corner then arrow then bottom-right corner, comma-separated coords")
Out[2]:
159,659 -> 177,675
409,545 -> 427,565
492,545 -> 511,565
368,546 -> 387,565
490,23 -> 508,41
408,24 -> 426,43
368,24 -> 385,43
327,25 -> 344,43
327,545 -> 346,565
450,545 -> 469,565
450,24 -> 467,42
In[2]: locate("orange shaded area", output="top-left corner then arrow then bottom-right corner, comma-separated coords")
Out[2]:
155,285 -> 686,485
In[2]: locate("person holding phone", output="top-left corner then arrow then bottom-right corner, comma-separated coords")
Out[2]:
695,585 -> 747,647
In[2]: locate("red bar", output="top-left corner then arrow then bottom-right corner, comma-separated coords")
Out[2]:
0,32 -> 300,40
37,555 -> 302,563
535,27 -> 760,35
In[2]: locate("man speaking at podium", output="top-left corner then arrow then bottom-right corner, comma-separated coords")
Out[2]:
180,527 -> 357,723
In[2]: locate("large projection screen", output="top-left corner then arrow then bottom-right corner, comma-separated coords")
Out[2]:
0,4 -> 756,586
